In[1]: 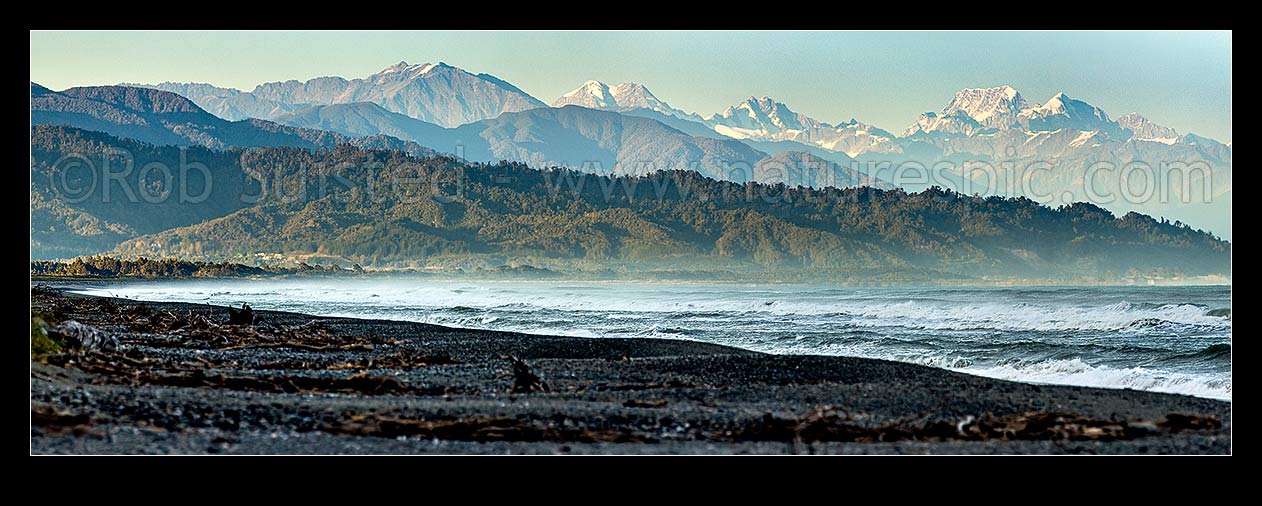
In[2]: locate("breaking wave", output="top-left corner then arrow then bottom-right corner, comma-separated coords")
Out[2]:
72,279 -> 1231,400
961,358 -> 1231,400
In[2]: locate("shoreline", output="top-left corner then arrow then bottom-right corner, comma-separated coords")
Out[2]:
31,288 -> 1231,454
54,279 -> 1233,402
34,274 -> 1234,289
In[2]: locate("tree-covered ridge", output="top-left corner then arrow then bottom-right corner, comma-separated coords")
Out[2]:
31,256 -> 351,279
31,125 -> 1228,279
107,144 -> 1226,278
30,125 -> 258,258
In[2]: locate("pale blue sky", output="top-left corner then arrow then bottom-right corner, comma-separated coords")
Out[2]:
30,31 -> 1232,142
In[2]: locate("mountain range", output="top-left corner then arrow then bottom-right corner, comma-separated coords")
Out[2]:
111,64 -> 1232,168
31,61 -> 1231,240
33,79 -> 885,190
30,124 -> 1230,280
110,65 -> 1230,156
271,102 -> 882,188
541,82 -> 1231,240
30,83 -> 434,156
127,62 -> 545,127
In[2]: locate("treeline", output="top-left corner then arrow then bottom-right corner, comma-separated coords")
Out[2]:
30,256 -> 356,279
30,125 -> 256,259
32,126 -> 1232,279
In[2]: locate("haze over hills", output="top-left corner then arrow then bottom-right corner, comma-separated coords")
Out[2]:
33,81 -> 888,192
30,126 -> 259,258
31,84 -> 351,150
550,87 -> 903,158
120,81 -> 302,121
538,83 -> 1230,240
129,62 -> 546,127
888,86 -> 1231,238
42,63 -> 1232,239
31,83 -> 426,156
29,124 -> 1229,280
119,69 -> 1231,168
274,102 -> 883,188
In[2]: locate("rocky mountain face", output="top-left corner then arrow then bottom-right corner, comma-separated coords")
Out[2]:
940,85 -> 1030,130
886,86 -> 1231,238
903,86 -> 1029,137
29,71 -> 1231,274
125,62 -> 547,127
32,84 -> 344,149
1118,112 -> 1180,143
1017,92 -> 1126,139
552,80 -> 699,119
702,96 -> 902,157
251,62 -> 547,127
36,72 -> 1231,238
123,82 -> 302,121
31,84 -> 435,156
273,101 -> 887,188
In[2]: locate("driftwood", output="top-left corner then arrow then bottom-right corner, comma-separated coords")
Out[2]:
227,303 -> 257,325
505,355 -> 549,394
49,320 -> 117,352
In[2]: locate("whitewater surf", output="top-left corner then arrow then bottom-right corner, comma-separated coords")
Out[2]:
72,279 -> 1232,400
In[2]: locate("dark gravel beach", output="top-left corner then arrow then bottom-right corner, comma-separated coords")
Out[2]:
30,286 -> 1231,455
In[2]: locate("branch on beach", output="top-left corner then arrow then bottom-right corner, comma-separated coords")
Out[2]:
505,355 -> 550,394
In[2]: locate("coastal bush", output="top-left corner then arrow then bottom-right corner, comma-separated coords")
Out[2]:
31,310 -> 64,357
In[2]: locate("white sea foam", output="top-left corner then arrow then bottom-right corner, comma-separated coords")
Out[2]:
71,279 -> 1231,400
960,358 -> 1232,400
78,280 -> 1229,333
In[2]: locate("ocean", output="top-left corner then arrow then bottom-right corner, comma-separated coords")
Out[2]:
71,279 -> 1232,401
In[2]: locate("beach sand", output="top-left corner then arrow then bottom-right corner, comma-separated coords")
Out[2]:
30,287 -> 1230,455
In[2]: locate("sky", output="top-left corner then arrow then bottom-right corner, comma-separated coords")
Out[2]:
30,31 -> 1232,142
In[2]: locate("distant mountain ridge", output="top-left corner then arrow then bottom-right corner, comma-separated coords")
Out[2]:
38,70 -> 1232,238
701,96 -> 902,158
888,85 -> 1231,238
121,71 -> 1230,160
273,102 -> 886,189
34,125 -> 1232,279
32,84 -> 339,149
552,80 -> 701,120
121,81 -> 302,121
127,62 -> 546,127
31,83 -> 434,155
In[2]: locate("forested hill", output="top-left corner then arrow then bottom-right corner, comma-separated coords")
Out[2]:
31,125 -> 1229,280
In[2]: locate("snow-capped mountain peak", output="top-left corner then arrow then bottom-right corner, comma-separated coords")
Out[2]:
383,61 -> 410,72
552,80 -> 688,118
1117,112 -> 1179,143
570,79 -> 607,96
1024,92 -> 1108,121
903,85 -> 1030,136
940,85 -> 1030,129
236,61 -> 545,127
703,97 -> 901,156
710,96 -> 810,134
1032,92 -> 1069,114
556,80 -> 617,108
901,110 -> 986,137
373,61 -> 443,80
1018,92 -> 1122,137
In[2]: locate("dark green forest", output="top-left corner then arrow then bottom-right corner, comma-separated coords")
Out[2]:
31,125 -> 1230,281
31,256 -> 351,279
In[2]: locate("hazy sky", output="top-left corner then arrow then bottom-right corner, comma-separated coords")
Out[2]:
30,31 -> 1232,141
